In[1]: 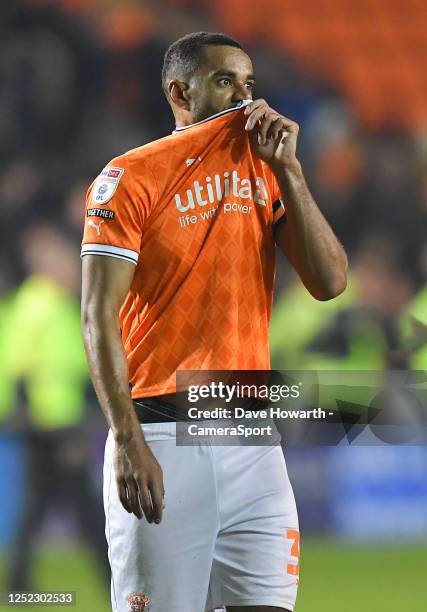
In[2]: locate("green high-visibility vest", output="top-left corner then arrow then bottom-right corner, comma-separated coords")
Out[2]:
2,275 -> 88,429
0,292 -> 18,420
270,274 -> 386,371
270,274 -> 358,369
400,285 -> 427,370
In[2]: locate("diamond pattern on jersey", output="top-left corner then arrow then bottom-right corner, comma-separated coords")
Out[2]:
82,107 -> 283,397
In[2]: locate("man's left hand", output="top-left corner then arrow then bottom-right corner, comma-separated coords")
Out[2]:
244,99 -> 299,171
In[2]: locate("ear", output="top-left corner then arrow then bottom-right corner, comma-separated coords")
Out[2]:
168,80 -> 190,110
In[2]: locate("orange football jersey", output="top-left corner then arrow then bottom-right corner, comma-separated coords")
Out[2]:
81,104 -> 286,398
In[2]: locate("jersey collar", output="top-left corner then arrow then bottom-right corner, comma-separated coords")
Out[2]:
173,99 -> 251,134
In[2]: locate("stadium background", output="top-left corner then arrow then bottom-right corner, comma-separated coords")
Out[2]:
1,0 -> 427,610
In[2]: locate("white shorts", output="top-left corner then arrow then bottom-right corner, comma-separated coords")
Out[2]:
103,422 -> 299,612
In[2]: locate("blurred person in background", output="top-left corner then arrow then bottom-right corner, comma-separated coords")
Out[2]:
399,248 -> 427,370
0,266 -> 18,421
308,233 -> 413,371
81,31 -> 347,612
398,153 -> 427,367
271,233 -> 413,372
1,224 -> 109,592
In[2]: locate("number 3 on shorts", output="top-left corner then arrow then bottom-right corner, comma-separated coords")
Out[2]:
286,529 -> 300,577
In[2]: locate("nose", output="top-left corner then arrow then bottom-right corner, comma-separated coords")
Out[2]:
231,83 -> 252,103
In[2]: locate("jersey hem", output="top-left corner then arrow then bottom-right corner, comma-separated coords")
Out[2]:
129,371 -> 273,399
131,384 -> 177,398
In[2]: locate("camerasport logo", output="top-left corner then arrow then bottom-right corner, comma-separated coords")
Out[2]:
91,166 -> 124,205
127,592 -> 150,611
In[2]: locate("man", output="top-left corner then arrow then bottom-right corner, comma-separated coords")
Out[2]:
3,225 -> 109,591
81,32 -> 347,612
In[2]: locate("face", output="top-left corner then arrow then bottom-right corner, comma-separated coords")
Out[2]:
186,45 -> 255,123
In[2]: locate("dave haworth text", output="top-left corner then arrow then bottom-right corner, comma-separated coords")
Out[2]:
186,407 -> 327,420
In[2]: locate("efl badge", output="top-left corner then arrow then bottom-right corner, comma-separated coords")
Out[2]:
92,166 -> 124,205
127,592 -> 150,611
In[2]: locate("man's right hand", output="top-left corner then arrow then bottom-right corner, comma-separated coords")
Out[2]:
113,429 -> 165,523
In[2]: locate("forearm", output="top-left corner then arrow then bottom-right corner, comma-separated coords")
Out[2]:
82,310 -> 142,443
274,162 -> 348,300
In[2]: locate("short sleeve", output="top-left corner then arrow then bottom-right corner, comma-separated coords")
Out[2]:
81,156 -> 156,265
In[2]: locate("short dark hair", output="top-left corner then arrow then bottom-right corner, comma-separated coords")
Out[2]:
161,32 -> 243,98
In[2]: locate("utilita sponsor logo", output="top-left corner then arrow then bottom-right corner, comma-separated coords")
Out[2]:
174,170 -> 268,213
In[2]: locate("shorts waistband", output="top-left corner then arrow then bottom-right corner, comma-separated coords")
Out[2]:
133,397 -> 270,424
133,399 -> 188,423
